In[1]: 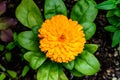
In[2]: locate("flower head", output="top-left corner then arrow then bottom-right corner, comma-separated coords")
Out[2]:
38,15 -> 86,63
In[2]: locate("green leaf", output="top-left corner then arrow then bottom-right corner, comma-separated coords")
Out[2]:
0,64 -> 6,71
16,0 -> 43,28
0,44 -> 4,51
62,60 -> 74,70
106,11 -> 120,25
75,51 -> 100,75
7,70 -> 17,78
6,42 -> 16,50
21,65 -> 30,77
0,73 -> 6,80
5,52 -> 12,62
27,11 -> 43,27
114,9 -> 120,17
17,31 -> 39,51
44,0 -> 67,19
112,30 -> 120,47
70,69 -> 84,77
116,0 -> 120,4
104,25 -> 118,32
97,0 -> 116,10
58,65 -> 68,80
37,61 -> 59,80
81,22 -> 96,40
24,51 -> 46,69
85,44 -> 98,53
70,0 -> 98,23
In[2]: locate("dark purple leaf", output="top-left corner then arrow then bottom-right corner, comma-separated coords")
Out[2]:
0,18 -> 17,30
0,1 -> 6,16
0,29 -> 13,42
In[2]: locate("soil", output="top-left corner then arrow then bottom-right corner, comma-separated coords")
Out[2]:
0,0 -> 120,80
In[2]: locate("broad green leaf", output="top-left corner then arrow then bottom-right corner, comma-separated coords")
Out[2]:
0,73 -> 6,80
37,61 -> 59,80
107,11 -> 120,25
104,25 -> 118,32
7,70 -> 17,78
106,10 -> 114,17
44,0 -> 67,19
75,51 -> 100,75
24,51 -> 46,69
85,44 -> 98,53
16,0 -> 43,28
114,9 -> 120,17
28,11 -> 43,27
81,22 -> 96,40
32,26 -> 40,37
97,0 -> 116,10
62,60 -> 74,70
21,65 -> 30,77
80,51 -> 100,71
112,30 -> 120,47
70,69 -> 84,77
58,65 -> 68,80
17,31 -> 39,51
116,0 -> 120,4
70,0 -> 98,23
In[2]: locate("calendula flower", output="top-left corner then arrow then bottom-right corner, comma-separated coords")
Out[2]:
38,15 -> 86,63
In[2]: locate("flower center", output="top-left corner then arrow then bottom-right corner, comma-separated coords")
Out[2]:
58,34 -> 66,42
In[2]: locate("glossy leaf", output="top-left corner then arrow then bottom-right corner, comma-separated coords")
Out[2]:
70,0 -> 98,23
81,22 -> 96,40
106,11 -> 120,25
16,0 -> 43,28
7,70 -> 17,78
70,69 -> 84,77
104,25 -> 118,32
37,61 -> 59,80
112,30 -> 120,47
85,44 -> 98,53
17,31 -> 39,51
24,51 -> 46,69
114,9 -> 120,17
62,60 -> 74,70
32,26 -> 40,38
75,51 -> 100,75
0,73 -> 6,80
97,0 -> 116,10
58,65 -> 68,80
44,0 -> 67,19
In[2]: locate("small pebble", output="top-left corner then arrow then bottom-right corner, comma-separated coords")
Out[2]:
114,51 -> 118,57
112,74 -> 115,77
112,77 -> 117,80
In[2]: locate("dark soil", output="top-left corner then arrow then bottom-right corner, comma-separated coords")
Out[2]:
0,0 -> 120,80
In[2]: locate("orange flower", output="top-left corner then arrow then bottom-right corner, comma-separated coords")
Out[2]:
38,15 -> 86,63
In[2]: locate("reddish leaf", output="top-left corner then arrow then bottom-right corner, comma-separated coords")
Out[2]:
0,29 -> 13,42
0,1 -> 6,16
